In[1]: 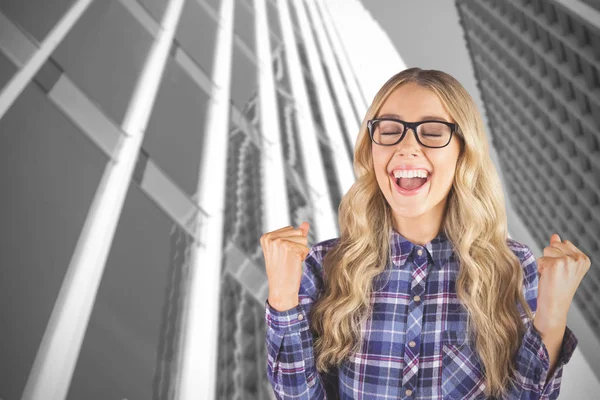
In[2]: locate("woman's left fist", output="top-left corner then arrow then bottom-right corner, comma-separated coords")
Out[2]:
535,233 -> 591,332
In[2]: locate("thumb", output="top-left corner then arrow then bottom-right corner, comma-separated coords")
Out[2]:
298,221 -> 310,237
550,233 -> 561,245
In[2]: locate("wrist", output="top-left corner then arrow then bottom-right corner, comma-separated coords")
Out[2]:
533,311 -> 567,336
268,294 -> 299,312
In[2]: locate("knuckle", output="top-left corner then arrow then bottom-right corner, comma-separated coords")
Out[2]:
560,257 -> 569,267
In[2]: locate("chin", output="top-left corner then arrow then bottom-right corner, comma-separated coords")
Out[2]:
392,207 -> 428,219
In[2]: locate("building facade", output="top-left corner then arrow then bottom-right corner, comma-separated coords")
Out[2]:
456,0 -> 600,382
3,0 -> 598,399
0,0 -> 390,399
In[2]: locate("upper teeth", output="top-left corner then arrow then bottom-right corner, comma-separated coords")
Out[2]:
393,169 -> 429,179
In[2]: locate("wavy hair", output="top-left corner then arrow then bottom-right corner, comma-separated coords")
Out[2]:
309,67 -> 534,398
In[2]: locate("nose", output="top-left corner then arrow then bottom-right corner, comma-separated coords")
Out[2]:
395,127 -> 422,156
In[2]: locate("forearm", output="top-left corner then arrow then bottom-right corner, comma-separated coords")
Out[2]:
533,310 -> 568,385
535,322 -> 566,386
504,319 -> 577,399
265,299 -> 328,399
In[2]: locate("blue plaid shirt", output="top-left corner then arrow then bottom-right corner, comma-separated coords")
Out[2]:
264,229 -> 578,399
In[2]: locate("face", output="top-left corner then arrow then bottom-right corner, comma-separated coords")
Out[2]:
371,82 -> 461,223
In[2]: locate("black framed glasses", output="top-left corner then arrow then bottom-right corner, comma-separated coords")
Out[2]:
367,118 -> 459,148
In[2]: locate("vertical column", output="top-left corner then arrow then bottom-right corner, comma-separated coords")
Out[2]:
277,0 -> 338,241
256,0 -> 292,233
0,0 -> 93,118
304,0 -> 359,147
20,0 -> 187,399
293,0 -> 355,196
174,0 -> 234,399
315,0 -> 368,117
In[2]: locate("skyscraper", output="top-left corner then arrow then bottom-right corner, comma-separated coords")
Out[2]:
456,0 -> 600,382
0,0 -> 401,399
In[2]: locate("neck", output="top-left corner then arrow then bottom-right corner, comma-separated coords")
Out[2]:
392,199 -> 447,246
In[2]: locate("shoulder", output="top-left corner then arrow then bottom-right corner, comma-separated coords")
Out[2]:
506,237 -> 537,276
299,237 -> 340,299
308,237 -> 340,260
506,237 -> 537,281
506,237 -> 534,260
506,237 -> 538,306
304,237 -> 340,276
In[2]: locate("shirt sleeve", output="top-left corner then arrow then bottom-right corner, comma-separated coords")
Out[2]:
505,240 -> 579,399
264,240 -> 338,400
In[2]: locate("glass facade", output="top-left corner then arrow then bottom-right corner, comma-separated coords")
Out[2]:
3,0 -> 599,397
0,0 -> 366,398
0,82 -> 107,400
2,0 -> 599,397
456,0 -> 600,379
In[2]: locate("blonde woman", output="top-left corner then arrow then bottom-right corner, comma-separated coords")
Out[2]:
260,68 -> 590,399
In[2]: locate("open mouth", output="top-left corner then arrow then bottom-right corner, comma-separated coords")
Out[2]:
391,173 -> 431,194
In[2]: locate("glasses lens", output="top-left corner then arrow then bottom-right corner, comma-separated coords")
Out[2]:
416,122 -> 452,147
372,120 -> 404,145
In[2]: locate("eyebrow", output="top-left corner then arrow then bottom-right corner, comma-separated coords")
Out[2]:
377,113 -> 451,123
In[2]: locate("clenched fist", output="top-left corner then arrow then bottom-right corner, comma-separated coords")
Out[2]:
534,233 -> 591,334
260,222 -> 310,312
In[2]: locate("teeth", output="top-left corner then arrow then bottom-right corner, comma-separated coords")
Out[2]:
393,169 -> 429,179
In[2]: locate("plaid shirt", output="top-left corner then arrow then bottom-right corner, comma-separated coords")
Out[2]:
264,229 -> 578,399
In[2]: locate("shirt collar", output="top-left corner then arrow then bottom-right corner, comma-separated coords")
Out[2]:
389,227 -> 455,270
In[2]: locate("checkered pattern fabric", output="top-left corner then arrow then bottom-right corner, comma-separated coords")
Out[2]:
265,229 -> 578,399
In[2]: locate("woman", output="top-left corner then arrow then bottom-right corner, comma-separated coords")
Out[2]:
260,68 -> 590,399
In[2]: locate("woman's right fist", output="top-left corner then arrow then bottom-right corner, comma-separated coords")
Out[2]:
260,222 -> 310,312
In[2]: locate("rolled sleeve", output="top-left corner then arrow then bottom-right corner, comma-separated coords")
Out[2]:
265,299 -> 311,333
520,321 -> 578,397
507,238 -> 579,399
264,238 -> 339,399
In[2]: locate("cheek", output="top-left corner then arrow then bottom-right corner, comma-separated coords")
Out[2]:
432,163 -> 457,190
372,151 -> 388,178
374,168 -> 388,188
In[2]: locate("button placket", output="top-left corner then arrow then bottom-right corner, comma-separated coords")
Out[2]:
401,250 -> 429,391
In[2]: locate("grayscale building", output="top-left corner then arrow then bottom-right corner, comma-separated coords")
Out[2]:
2,0 -> 598,399
456,0 -> 600,382
0,0 -> 376,399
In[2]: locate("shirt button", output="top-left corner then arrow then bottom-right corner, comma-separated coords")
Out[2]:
298,314 -> 304,321
405,389 -> 413,396
409,340 -> 416,348
413,295 -> 420,302
417,249 -> 423,256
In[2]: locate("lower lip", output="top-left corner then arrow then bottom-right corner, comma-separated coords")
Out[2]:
392,174 -> 431,196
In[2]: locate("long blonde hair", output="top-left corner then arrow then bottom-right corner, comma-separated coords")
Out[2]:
309,67 -> 534,398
